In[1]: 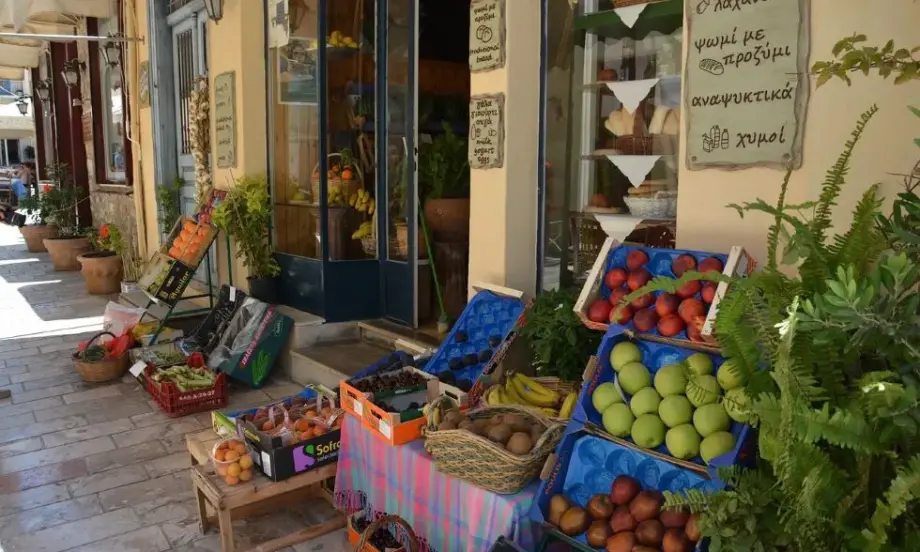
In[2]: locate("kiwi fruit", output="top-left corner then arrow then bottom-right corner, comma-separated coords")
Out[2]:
444,410 -> 464,425
487,423 -> 513,445
489,414 -> 505,425
502,414 -> 526,428
473,418 -> 491,433
505,432 -> 533,455
457,419 -> 476,432
437,420 -> 457,431
455,331 -> 468,343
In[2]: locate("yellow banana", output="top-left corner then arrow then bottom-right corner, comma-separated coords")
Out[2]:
487,387 -> 505,405
559,392 -> 577,419
510,375 -> 559,408
505,381 -> 526,405
513,374 -> 561,403
539,407 -> 559,417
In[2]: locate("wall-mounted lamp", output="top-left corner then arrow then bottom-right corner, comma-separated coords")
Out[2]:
60,58 -> 85,88
33,79 -> 51,102
102,34 -> 123,67
14,93 -> 30,116
203,0 -> 223,24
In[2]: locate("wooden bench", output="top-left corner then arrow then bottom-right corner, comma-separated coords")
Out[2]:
186,429 -> 345,552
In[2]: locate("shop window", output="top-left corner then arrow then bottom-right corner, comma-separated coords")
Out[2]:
98,15 -> 126,183
267,0 -> 375,261
540,0 -> 682,290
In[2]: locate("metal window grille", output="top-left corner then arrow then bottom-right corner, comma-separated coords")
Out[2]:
168,0 -> 196,14
175,28 -> 194,154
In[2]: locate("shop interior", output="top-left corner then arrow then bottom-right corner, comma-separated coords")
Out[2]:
268,0 -> 471,331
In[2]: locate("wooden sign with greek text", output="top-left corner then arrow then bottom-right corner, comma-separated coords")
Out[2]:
469,0 -> 505,72
214,71 -> 237,169
685,0 -> 810,170
469,94 -> 505,169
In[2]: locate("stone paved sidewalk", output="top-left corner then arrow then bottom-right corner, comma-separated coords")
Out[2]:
0,226 -> 349,552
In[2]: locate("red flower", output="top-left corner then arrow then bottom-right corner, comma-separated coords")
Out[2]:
99,224 -> 110,239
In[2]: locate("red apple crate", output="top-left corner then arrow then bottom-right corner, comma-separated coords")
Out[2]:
143,354 -> 228,418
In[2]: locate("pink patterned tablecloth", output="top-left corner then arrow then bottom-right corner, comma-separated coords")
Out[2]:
334,415 -> 541,552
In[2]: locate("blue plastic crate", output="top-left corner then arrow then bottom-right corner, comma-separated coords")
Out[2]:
420,290 -> 526,385
597,244 -> 729,341
530,423 -> 718,550
572,327 -> 755,476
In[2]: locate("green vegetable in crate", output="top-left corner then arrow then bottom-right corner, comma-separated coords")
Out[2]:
151,365 -> 217,392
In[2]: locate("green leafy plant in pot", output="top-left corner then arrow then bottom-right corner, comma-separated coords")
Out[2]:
420,123 -> 470,237
77,223 -> 124,295
18,162 -> 67,252
212,174 -> 281,303
41,165 -> 90,271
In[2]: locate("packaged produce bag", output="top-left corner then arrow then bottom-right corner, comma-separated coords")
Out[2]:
207,298 -> 293,388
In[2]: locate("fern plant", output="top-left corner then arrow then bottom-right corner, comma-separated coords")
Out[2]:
621,108 -> 920,551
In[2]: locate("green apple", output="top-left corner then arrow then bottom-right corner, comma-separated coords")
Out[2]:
700,431 -> 736,464
666,424 -> 702,460
686,375 -> 721,407
724,388 -> 750,423
654,363 -> 688,397
602,403 -> 635,437
630,387 -> 661,417
618,362 -> 651,395
693,403 -> 731,437
717,359 -> 743,391
659,395 -> 694,428
592,382 -> 624,414
631,414 -> 666,449
685,353 -> 714,376
610,342 -> 642,371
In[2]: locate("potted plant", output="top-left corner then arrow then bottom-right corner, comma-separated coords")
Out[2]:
212,174 -> 281,303
77,224 -> 124,295
17,163 -> 67,252
420,123 -> 470,236
42,177 -> 90,271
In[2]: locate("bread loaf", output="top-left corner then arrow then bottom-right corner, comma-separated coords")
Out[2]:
604,108 -> 636,137
648,106 -> 670,134
662,108 -> 680,136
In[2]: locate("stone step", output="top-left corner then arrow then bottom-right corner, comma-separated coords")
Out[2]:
289,339 -> 392,390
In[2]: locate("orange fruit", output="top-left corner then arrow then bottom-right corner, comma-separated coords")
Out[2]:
239,455 -> 253,470
217,466 -> 227,476
239,469 -> 253,482
227,463 -> 241,477
218,441 -> 230,450
294,419 -> 310,432
313,426 -> 326,437
233,443 -> 247,455
214,449 -> 226,462
342,169 -> 354,180
262,421 -> 275,431
224,474 -> 240,485
224,450 -> 240,462
305,409 -> 318,419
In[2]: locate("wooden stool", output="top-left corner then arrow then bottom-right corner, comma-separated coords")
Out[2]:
186,430 -> 345,552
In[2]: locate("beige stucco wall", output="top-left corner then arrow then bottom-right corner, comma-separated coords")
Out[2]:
676,0 -> 920,263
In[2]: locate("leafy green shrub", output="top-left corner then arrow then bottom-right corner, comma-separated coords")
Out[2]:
211,174 -> 280,279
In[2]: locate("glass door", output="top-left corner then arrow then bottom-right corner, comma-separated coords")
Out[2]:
378,0 -> 419,327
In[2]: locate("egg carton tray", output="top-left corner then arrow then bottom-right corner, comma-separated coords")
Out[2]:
421,290 -> 526,386
572,328 -> 755,476
530,423 -> 717,551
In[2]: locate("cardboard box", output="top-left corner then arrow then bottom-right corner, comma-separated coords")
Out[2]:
208,301 -> 293,388
137,252 -> 195,307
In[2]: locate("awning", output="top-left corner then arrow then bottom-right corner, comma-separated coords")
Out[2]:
1,0 -> 113,32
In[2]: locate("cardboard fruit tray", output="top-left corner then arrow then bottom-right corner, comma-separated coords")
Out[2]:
421,286 -> 527,403
340,351 -> 416,419
574,238 -> 754,352
573,328 -> 755,475
530,424 -> 716,552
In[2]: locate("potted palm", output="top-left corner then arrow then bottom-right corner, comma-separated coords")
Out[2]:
420,123 -> 470,236
77,224 -> 123,294
212,174 -> 281,303
42,183 -> 90,271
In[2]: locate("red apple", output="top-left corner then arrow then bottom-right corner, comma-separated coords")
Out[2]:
605,268 -> 628,290
626,249 -> 650,271
628,268 -> 652,291
658,314 -> 685,337
587,299 -> 613,323
671,254 -> 697,277
701,282 -> 717,304
655,293 -> 680,317
699,257 -> 724,273
609,288 -> 628,308
633,308 -> 660,332
610,304 -> 633,325
631,293 -> 654,310
676,279 -> 702,299
678,298 -> 706,324
688,316 -> 706,342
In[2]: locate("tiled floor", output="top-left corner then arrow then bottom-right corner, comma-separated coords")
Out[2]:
0,226 -> 349,552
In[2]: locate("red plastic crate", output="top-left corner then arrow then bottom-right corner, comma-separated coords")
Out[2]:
143,358 -> 228,418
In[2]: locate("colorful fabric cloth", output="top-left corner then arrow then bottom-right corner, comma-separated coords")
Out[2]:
335,415 -> 541,552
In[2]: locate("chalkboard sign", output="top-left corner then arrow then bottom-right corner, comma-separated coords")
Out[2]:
469,94 -> 505,169
469,0 -> 505,72
685,0 -> 810,170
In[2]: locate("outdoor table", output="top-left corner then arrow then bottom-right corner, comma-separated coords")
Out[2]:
334,415 -> 541,552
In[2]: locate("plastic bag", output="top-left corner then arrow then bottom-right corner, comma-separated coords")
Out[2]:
206,297 -> 267,371
101,302 -> 145,343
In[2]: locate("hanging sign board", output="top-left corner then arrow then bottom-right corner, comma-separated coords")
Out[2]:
469,0 -> 505,72
685,0 -> 810,170
469,93 -> 505,169
214,71 -> 237,169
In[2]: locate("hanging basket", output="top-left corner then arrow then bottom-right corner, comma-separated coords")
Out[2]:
311,153 -> 363,202
73,331 -> 130,383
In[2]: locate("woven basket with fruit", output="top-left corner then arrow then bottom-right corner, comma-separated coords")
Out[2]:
350,190 -> 377,256
312,149 -> 362,202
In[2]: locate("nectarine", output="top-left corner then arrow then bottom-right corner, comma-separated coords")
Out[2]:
633,308 -> 659,333
631,293 -> 653,310
627,249 -> 650,271
628,268 -> 652,291
655,293 -> 680,317
610,305 -> 633,325
658,314 -> 685,337
676,280 -> 701,299
699,257 -> 724,273
678,298 -> 705,324
588,299 -> 612,323
701,282 -> 716,304
609,288 -> 628,307
671,254 -> 697,277
605,268 -> 628,290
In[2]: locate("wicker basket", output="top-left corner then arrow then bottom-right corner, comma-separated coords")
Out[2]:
624,191 -> 677,219
354,515 -> 419,552
73,331 -> 130,383
423,400 -> 565,494
481,376 -> 580,424
311,153 -> 362,202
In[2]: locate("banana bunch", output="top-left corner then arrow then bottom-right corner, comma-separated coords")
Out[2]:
350,189 -> 375,214
485,373 -> 578,419
328,185 -> 346,206
352,221 -> 373,240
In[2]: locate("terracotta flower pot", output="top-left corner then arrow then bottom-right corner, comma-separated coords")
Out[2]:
43,237 -> 92,271
423,198 -> 470,236
20,225 -> 58,253
77,252 -> 123,294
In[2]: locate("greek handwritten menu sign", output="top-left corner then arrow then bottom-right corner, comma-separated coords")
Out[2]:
214,71 -> 237,169
469,0 -> 505,72
469,94 -> 505,169
685,0 -> 810,170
